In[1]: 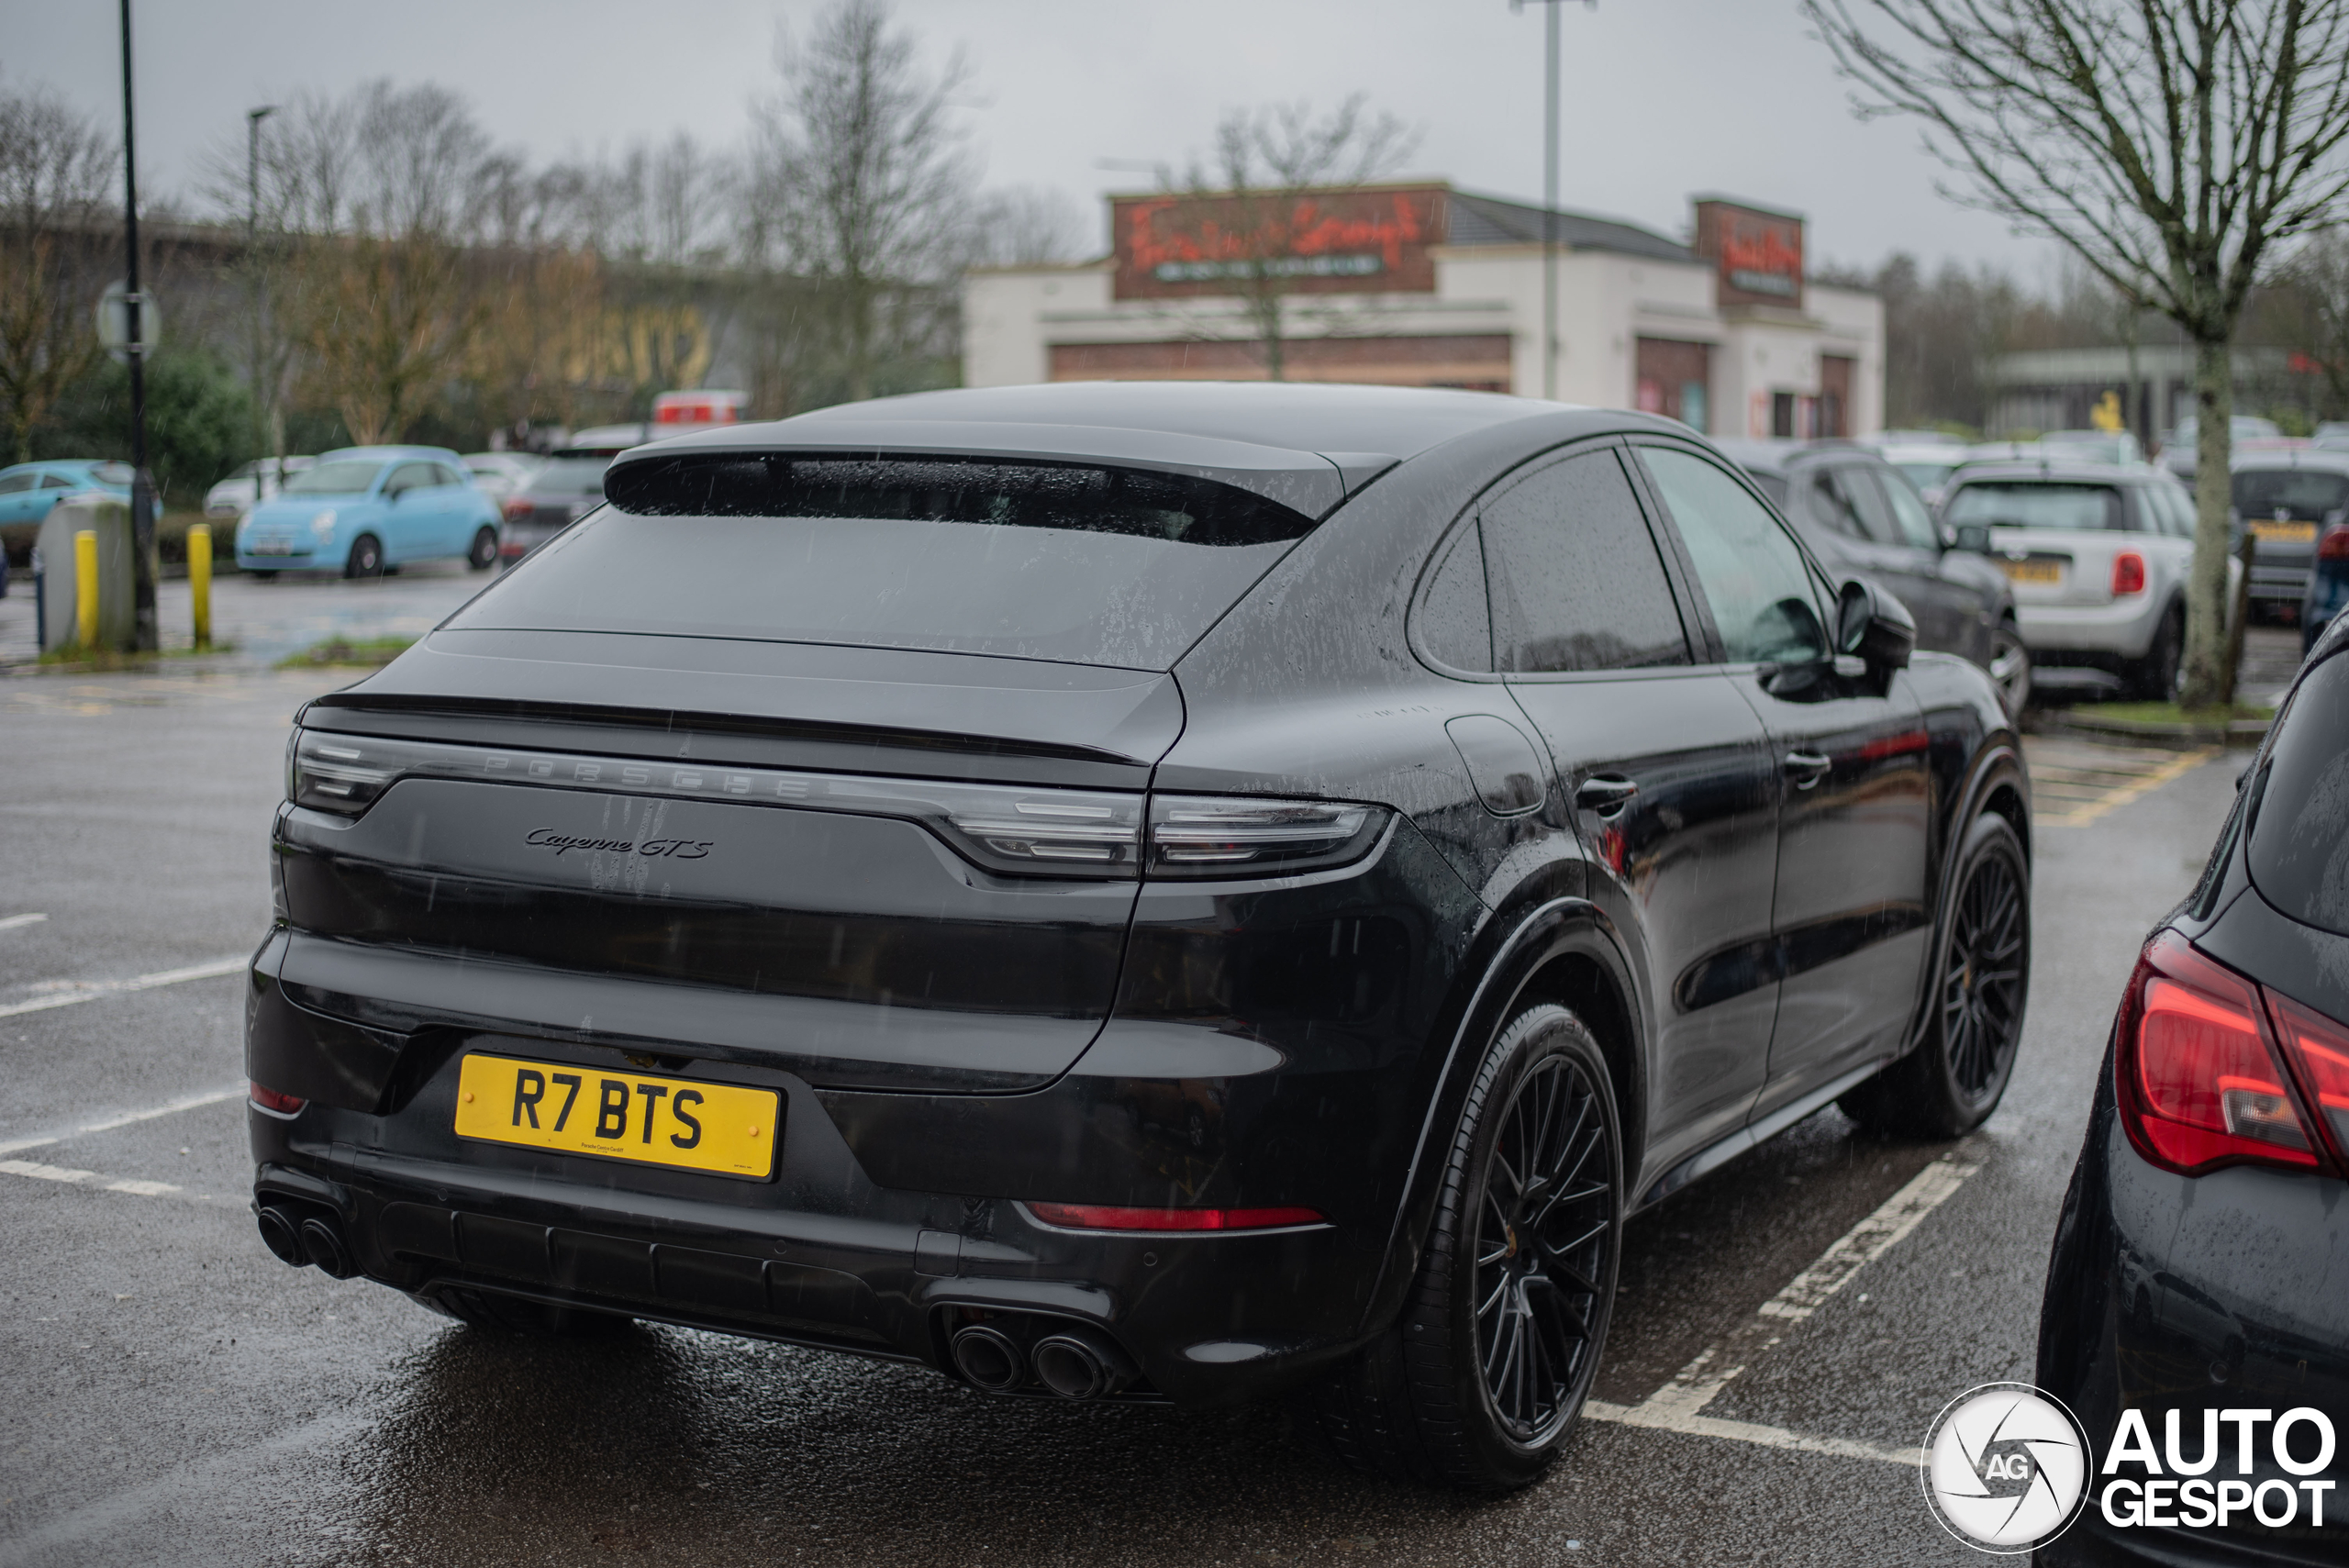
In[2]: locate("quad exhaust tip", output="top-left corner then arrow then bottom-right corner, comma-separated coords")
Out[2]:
950,1324 -> 1026,1393
257,1202 -> 360,1279
1031,1328 -> 1138,1401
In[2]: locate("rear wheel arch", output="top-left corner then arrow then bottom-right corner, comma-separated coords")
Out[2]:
1365,898 -> 1646,1338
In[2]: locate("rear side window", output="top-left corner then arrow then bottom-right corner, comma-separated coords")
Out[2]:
455,453 -> 1319,670
0,473 -> 39,494
1875,469 -> 1943,549
2249,649 -> 2349,936
1419,523 -> 1493,673
1804,464 -> 1876,539
2234,469 -> 2349,521
1480,449 -> 1689,673
1944,483 -> 2122,532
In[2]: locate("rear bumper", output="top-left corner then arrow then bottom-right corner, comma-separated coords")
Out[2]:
2017,598 -> 2165,658
2037,1060 -> 2349,1566
247,1051 -> 1378,1407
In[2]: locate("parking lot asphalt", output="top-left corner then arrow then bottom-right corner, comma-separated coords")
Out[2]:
0,644 -> 2254,1565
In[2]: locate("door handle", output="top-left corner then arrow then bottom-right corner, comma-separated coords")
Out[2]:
1784,751 -> 1832,789
1575,775 -> 1640,817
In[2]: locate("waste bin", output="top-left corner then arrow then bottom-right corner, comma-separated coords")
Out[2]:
36,493 -> 135,653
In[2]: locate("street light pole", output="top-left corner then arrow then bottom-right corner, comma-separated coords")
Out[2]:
1514,0 -> 1594,402
247,106 -> 275,496
118,0 -> 156,651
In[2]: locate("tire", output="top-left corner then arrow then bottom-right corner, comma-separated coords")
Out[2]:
467,525 -> 499,571
433,1285 -> 634,1338
2128,602 -> 2183,702
344,533 -> 384,580
1305,1003 -> 1622,1492
249,569 -> 277,582
1840,811 -> 2030,1139
1987,621 -> 2031,721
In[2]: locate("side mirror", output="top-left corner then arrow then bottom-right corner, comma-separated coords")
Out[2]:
1950,522 -> 1993,553
1837,578 -> 1915,673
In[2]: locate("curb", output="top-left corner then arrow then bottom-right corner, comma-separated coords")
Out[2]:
2039,710 -> 2271,750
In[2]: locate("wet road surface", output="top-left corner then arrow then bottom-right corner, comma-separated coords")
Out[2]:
0,663 -> 2248,1564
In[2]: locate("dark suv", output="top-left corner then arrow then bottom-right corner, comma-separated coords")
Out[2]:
1717,440 -> 2029,717
248,384 -> 2031,1491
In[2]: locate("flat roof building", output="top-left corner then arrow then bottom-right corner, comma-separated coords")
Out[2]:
963,183 -> 1883,439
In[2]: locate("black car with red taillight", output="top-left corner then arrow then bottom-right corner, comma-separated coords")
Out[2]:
247,382 -> 2029,1492
2037,617 -> 2349,1563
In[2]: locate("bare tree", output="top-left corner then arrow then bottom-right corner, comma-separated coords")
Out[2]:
1808,0 -> 2349,706
2282,231 -> 2349,416
745,0 -> 973,405
1159,96 -> 1419,381
967,184 -> 1091,268
289,82 -> 500,444
0,88 -> 116,463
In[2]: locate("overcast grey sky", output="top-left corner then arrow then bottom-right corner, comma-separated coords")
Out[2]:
8,0 -> 2056,275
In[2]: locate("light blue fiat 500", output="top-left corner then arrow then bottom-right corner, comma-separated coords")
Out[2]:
234,446 -> 501,578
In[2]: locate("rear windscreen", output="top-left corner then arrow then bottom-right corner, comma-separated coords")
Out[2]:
2250,648 -> 2349,936
1943,483 -> 2122,532
448,453 -> 1319,669
2233,469 -> 2349,520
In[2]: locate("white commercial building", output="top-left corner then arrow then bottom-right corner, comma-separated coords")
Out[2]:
964,184 -> 1884,439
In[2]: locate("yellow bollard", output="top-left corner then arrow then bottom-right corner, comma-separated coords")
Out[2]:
74,528 -> 99,650
188,523 -> 213,649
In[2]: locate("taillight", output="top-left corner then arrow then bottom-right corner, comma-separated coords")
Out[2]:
1025,1202 -> 1326,1231
2115,932 -> 2318,1174
2318,525 -> 2349,562
501,497 -> 531,521
250,1082 -> 306,1115
2267,993 -> 2349,1161
1144,795 -> 1381,877
2111,551 -> 2147,595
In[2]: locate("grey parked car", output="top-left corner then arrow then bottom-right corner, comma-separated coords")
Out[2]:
1718,439 -> 2030,717
2231,448 -> 2349,623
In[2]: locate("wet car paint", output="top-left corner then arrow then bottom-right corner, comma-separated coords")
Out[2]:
246,384 -> 2027,1420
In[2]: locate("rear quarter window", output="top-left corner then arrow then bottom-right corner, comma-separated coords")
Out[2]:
2249,649 -> 2349,936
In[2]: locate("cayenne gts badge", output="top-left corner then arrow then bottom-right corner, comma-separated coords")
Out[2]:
526,828 -> 712,859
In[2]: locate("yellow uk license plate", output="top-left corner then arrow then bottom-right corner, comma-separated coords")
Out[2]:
2252,519 -> 2318,544
2001,559 -> 2063,584
453,1052 -> 779,1180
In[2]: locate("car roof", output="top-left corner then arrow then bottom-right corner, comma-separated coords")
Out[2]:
1946,459 -> 2159,484
2230,447 -> 2349,474
317,446 -> 462,462
613,382 -> 1697,517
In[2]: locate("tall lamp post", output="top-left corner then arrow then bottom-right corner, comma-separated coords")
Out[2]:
247,106 -> 275,495
1512,0 -> 1595,402
118,0 -> 157,651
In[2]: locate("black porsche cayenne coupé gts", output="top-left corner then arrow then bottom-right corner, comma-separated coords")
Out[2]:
247,383 -> 2032,1490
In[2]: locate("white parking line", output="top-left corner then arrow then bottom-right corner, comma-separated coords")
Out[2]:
0,912 -> 48,933
0,1084 -> 247,1158
1586,1151 -> 1982,1466
0,955 -> 246,1018
0,1157 -> 229,1207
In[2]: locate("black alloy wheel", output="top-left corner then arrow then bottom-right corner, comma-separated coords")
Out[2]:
1472,1048 -> 1616,1446
1306,1003 -> 1622,1491
467,525 -> 499,571
1842,811 -> 2031,1138
1940,839 -> 2027,1102
345,533 -> 384,580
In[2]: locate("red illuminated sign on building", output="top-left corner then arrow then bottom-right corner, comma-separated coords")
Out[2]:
1110,185 -> 1445,301
1695,199 -> 1805,309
